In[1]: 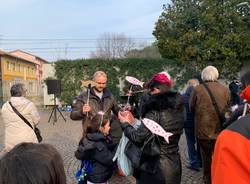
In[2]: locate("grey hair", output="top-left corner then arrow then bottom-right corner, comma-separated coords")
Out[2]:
93,71 -> 107,80
10,83 -> 26,97
187,79 -> 199,87
201,66 -> 219,82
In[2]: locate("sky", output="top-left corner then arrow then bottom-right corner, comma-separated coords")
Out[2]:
0,0 -> 170,61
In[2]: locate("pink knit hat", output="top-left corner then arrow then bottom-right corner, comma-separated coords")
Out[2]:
147,71 -> 173,88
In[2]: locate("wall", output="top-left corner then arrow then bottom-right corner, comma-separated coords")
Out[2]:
42,63 -> 59,106
1,55 -> 36,81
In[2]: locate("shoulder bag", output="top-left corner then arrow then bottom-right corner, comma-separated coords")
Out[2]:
202,83 -> 226,127
9,102 -> 43,142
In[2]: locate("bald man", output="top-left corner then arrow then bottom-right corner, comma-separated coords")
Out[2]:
70,71 -> 121,143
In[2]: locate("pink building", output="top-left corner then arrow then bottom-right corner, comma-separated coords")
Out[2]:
9,50 -> 48,82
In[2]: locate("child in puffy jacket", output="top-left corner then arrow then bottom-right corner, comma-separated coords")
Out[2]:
75,113 -> 116,184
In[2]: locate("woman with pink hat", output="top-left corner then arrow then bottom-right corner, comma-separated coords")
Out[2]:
119,71 -> 184,184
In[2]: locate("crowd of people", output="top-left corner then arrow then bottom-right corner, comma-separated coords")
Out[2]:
0,67 -> 250,184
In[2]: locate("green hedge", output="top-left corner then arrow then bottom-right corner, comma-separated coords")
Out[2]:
54,58 -> 180,104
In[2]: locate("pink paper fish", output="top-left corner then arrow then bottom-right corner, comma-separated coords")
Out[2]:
142,118 -> 173,143
97,111 -> 105,116
125,76 -> 144,87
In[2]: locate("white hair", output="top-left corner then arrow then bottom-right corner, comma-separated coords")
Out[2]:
201,66 -> 219,82
93,71 -> 107,80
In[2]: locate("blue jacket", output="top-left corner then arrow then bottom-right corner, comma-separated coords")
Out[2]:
182,86 -> 195,128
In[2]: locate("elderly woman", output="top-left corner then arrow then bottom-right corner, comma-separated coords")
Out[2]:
1,83 -> 40,152
189,66 -> 230,184
119,72 -> 184,184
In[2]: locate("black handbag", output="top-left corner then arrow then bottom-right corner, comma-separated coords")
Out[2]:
124,141 -> 142,169
141,134 -> 161,157
125,134 -> 160,169
9,102 -> 43,143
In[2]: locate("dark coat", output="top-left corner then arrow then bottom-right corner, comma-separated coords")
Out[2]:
223,105 -> 244,128
182,86 -> 195,128
70,88 -> 122,143
229,81 -> 242,106
75,133 -> 116,183
122,91 -> 184,184
70,88 -> 119,122
138,92 -> 151,118
189,82 -> 230,139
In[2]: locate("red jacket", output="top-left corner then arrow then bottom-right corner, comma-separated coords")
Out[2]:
212,113 -> 250,184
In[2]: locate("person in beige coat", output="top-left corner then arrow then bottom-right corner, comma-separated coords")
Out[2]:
1,83 -> 40,152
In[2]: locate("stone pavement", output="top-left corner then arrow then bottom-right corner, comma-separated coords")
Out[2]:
0,108 -> 203,184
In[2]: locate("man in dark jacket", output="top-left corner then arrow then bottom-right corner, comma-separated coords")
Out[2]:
189,66 -> 230,184
212,70 -> 250,184
70,71 -> 122,143
182,79 -> 202,171
119,71 -> 184,184
229,80 -> 242,108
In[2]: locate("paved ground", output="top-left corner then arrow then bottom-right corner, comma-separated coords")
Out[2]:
0,108 -> 203,184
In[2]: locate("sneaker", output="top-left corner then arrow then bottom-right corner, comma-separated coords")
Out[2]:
186,164 -> 200,171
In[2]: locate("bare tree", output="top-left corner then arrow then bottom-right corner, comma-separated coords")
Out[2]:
125,43 -> 162,59
90,33 -> 136,60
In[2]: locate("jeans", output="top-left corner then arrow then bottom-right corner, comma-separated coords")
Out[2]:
184,127 -> 202,167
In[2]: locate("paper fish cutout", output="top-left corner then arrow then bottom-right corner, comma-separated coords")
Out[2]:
142,118 -> 173,143
125,76 -> 144,88
98,111 -> 105,116
81,80 -> 96,88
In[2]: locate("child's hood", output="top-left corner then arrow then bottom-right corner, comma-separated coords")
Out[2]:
87,133 -> 106,142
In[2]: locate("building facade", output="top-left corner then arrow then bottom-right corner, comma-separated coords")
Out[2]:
9,50 -> 48,82
0,50 -> 48,106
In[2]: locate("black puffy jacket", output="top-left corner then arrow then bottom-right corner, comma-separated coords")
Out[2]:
75,133 -> 116,183
122,91 -> 184,184
70,88 -> 119,123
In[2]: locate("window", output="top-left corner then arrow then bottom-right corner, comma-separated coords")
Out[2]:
7,61 -> 11,70
13,63 -> 16,71
29,82 -> 33,93
18,64 -> 21,72
14,77 -> 21,82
